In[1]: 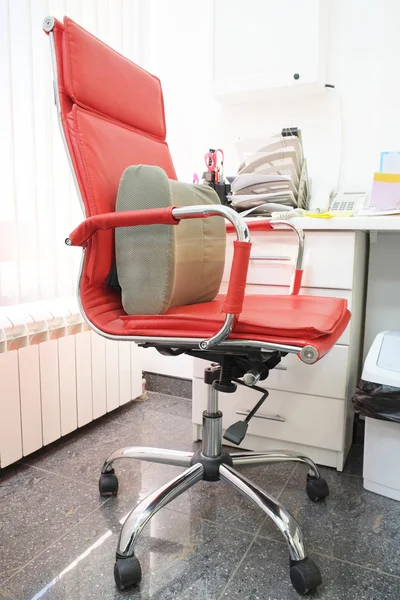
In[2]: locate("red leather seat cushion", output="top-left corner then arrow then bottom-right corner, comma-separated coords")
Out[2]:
79,278 -> 349,359
120,294 -> 349,341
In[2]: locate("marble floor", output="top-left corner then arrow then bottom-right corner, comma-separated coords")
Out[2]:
0,392 -> 399,600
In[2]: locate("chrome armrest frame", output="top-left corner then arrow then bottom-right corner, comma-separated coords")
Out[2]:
46,19 -> 86,216
269,219 -> 305,272
171,205 -> 250,349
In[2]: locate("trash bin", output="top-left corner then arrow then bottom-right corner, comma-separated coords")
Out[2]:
353,331 -> 400,501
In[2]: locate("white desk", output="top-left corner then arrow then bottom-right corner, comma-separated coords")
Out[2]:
290,216 -> 400,357
290,215 -> 400,232
192,216 -> 400,470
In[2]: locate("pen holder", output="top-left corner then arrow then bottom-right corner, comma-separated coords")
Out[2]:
209,182 -> 231,205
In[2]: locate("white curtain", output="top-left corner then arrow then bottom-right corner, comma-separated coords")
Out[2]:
0,0 -> 139,306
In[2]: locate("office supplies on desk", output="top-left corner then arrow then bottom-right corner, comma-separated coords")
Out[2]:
204,148 -> 224,182
370,172 -> 400,210
329,192 -> 367,213
237,157 -> 301,187
268,209 -> 353,220
237,203 -> 294,217
240,147 -> 301,177
306,211 -> 354,219
270,208 -> 306,219
229,191 -> 297,206
231,173 -> 298,198
236,131 -> 304,171
357,208 -> 400,217
231,129 -> 310,215
201,147 -> 231,203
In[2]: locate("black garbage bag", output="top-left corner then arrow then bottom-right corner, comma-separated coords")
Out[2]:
353,379 -> 400,423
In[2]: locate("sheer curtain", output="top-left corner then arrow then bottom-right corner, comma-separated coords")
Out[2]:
0,0 -> 140,306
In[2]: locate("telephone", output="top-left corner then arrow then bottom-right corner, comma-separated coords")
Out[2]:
329,192 -> 368,214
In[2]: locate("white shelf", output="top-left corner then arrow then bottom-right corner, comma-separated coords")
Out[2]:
211,0 -> 327,103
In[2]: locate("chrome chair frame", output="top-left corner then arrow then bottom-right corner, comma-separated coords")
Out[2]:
102,380 -> 322,565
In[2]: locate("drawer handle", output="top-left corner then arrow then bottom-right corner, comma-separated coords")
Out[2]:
250,255 -> 291,261
236,410 -> 285,423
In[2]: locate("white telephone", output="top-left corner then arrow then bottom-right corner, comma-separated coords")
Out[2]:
329,192 -> 368,213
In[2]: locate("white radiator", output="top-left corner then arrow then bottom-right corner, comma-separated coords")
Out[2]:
0,298 -> 143,468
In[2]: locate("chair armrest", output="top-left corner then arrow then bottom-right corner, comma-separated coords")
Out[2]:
66,204 -> 251,351
226,218 -> 305,295
66,207 -> 178,246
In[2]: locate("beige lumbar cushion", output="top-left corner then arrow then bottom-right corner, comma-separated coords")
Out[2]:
115,165 -> 226,315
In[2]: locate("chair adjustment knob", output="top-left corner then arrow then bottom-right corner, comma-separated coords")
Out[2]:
243,370 -> 261,387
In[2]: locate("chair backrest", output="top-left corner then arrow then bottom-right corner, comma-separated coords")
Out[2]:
47,16 -> 176,287
45,16 -> 225,331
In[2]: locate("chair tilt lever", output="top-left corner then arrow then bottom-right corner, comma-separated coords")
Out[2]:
223,388 -> 269,446
222,354 -> 283,446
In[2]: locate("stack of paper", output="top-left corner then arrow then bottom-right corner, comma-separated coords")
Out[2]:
229,133 -> 309,216
370,172 -> 400,210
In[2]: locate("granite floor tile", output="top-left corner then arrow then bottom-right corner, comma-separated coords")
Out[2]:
259,464 -> 400,577
0,590 -> 16,600
2,502 -> 253,600
24,398 -> 194,488
143,392 -> 192,419
2,389 -> 397,600
0,464 -> 106,586
118,392 -> 193,421
221,536 -> 400,600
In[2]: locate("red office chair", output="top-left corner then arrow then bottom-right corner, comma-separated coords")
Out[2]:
44,16 -> 350,595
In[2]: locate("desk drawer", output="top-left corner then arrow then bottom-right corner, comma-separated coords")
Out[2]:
192,378 -> 345,451
266,345 -> 348,399
223,231 -> 356,290
193,344 -> 348,400
218,283 -> 352,346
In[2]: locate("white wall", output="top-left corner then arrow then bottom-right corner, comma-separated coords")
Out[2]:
142,0 -> 400,195
140,347 -> 194,379
328,0 -> 400,191
139,0 -> 222,183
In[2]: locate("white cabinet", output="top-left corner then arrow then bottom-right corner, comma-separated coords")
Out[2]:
192,230 -> 367,471
223,231 -> 357,289
211,0 -> 328,102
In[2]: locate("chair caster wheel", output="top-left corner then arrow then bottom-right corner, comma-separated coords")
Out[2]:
114,556 -> 142,591
99,469 -> 119,497
290,557 -> 322,595
306,475 -> 329,502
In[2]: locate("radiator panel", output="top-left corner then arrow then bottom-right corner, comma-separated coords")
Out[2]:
40,339 -> 61,446
0,351 -> 23,467
0,301 -> 142,468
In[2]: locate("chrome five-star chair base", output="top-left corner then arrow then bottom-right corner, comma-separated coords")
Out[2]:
99,375 -> 329,596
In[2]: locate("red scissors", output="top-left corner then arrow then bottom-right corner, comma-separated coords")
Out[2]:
204,148 -> 224,183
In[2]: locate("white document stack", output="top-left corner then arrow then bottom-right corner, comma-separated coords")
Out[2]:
229,132 -> 309,216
